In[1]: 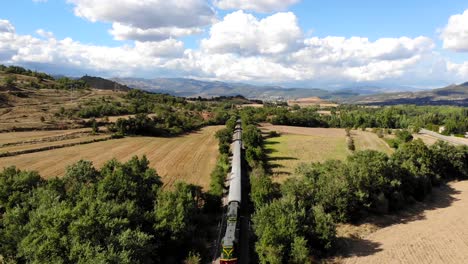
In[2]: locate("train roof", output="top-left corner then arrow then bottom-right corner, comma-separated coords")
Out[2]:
227,130 -> 242,203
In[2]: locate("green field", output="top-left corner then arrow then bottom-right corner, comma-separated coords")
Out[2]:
262,125 -> 393,182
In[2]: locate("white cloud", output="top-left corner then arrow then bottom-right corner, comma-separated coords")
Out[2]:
109,23 -> 202,42
168,50 -> 299,82
0,20 -> 185,76
214,0 -> 300,13
441,9 -> 468,52
447,61 -> 468,78
0,20 -> 15,33
201,11 -> 302,55
67,0 -> 215,41
1,15 -> 466,87
36,29 -> 54,39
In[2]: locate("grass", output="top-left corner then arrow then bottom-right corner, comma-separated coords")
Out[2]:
352,130 -> 394,155
262,125 -> 393,182
0,126 -> 223,190
265,132 -> 350,182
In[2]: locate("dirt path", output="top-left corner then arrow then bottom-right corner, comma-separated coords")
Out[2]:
419,129 -> 468,146
339,181 -> 468,264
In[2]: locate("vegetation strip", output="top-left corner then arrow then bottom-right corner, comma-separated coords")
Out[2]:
0,136 -> 113,157
0,131 -> 90,148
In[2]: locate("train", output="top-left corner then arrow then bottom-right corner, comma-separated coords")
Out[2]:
220,120 -> 242,264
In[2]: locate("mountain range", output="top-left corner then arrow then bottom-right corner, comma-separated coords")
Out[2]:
105,77 -> 467,106
112,77 -> 425,101
344,82 -> 468,106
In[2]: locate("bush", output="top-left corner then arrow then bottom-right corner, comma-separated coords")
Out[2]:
347,137 -> 355,151
395,130 -> 413,143
250,166 -> 276,209
311,205 -> 336,250
267,130 -> 280,138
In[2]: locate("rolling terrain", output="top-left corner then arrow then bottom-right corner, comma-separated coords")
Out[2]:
0,126 -> 222,189
346,82 -> 468,106
113,77 -> 358,100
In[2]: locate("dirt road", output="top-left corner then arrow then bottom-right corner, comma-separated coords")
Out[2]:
419,129 -> 468,146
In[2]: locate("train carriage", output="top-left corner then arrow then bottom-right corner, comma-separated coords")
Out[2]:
220,120 -> 242,264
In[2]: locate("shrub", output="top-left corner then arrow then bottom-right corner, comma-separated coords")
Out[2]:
311,205 -> 336,250
267,130 -> 280,138
347,137 -> 355,151
395,130 -> 413,143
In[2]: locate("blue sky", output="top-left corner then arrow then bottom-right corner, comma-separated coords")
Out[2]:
1,0 -> 468,88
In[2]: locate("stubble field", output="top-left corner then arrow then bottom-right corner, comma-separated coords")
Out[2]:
0,126 -> 222,190
337,180 -> 468,264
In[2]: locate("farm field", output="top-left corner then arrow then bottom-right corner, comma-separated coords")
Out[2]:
260,124 -> 393,182
352,130 -> 394,155
0,134 -> 110,153
338,180 -> 468,264
0,125 -> 223,190
0,127 -> 91,145
0,85 -> 126,131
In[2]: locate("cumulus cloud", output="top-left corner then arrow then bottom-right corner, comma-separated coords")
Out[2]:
0,20 -> 15,33
447,61 -> 468,78
36,29 -> 54,39
1,14 -> 466,86
214,0 -> 300,13
67,0 -> 215,41
201,11 -> 302,55
110,23 -> 202,42
0,19 -> 185,76
441,9 -> 468,52
168,50 -> 299,82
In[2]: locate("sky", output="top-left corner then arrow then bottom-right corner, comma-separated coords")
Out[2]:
1,0 -> 468,89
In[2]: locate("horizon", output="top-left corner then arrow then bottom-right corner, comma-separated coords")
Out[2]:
1,1 -> 468,89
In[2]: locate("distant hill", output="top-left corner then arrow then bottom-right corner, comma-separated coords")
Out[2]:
112,77 -> 356,101
80,76 -> 130,91
344,83 -> 468,106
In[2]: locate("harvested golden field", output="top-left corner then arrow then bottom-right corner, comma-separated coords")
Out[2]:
0,128 -> 91,145
260,124 -> 392,182
0,134 -> 110,153
0,126 -> 223,190
337,181 -> 468,264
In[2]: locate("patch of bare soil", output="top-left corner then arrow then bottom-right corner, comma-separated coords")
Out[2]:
330,181 -> 468,264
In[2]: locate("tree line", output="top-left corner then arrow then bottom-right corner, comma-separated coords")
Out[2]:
0,157 -> 219,263
237,106 -> 468,263
239,104 -> 468,136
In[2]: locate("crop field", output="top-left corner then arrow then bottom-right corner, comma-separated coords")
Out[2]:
0,128 -> 91,145
260,124 -> 392,182
0,126 -> 223,190
0,86 -> 125,131
338,180 -> 468,264
352,130 -> 394,155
